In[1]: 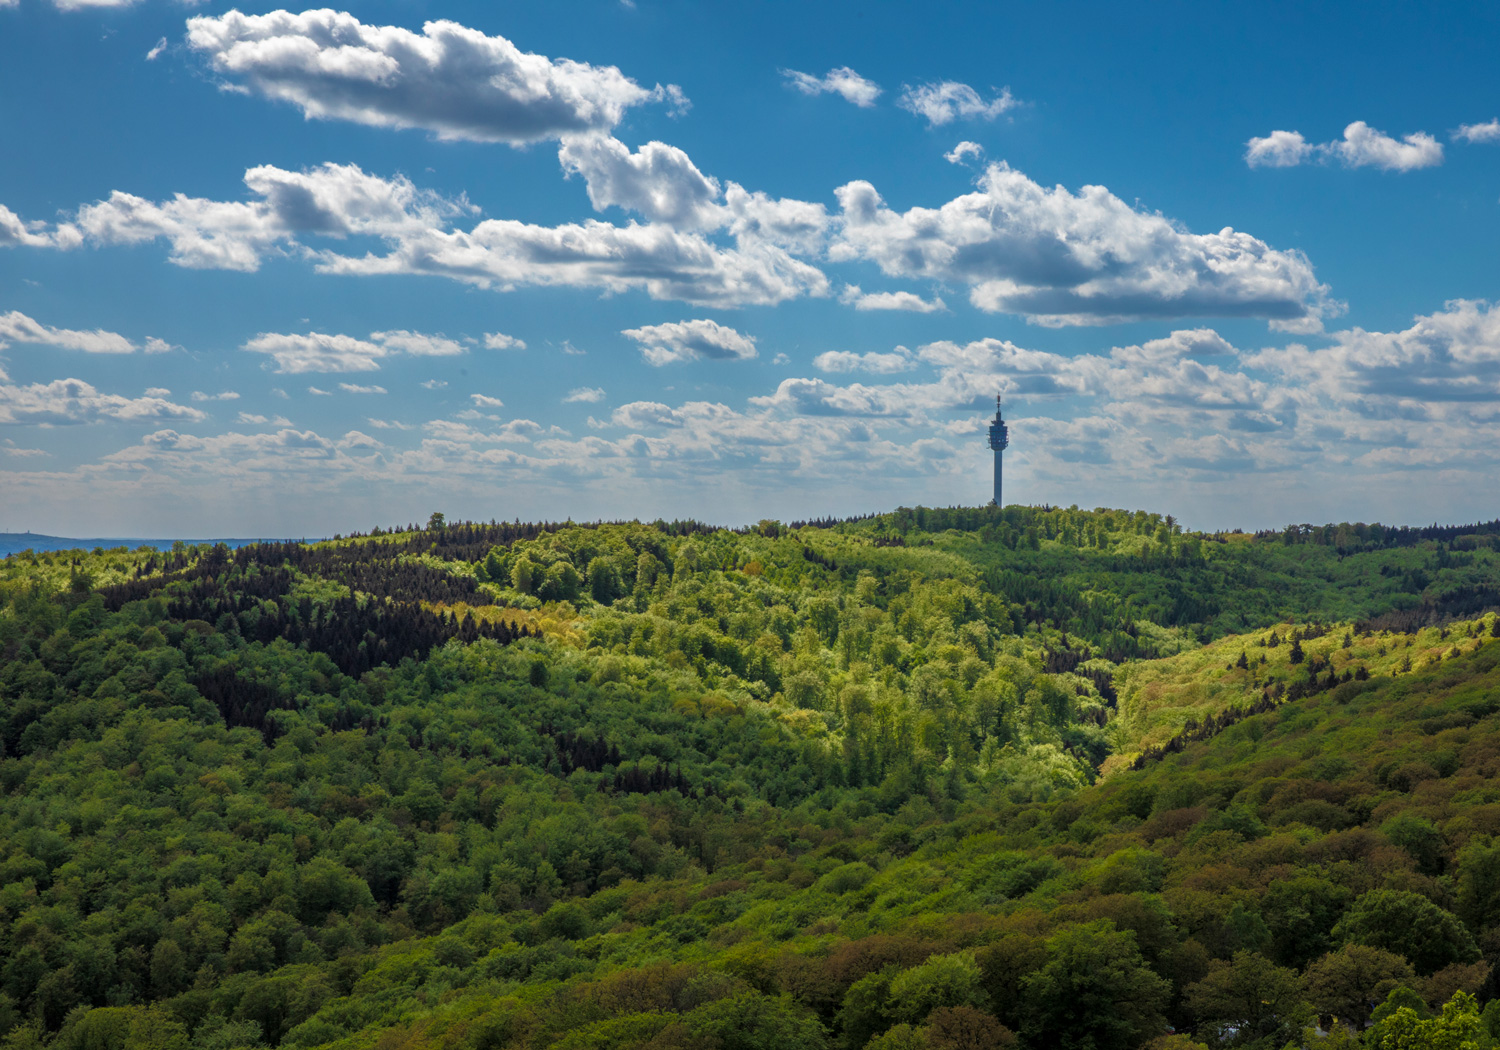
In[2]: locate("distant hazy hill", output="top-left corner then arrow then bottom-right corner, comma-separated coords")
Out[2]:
0,532 -> 295,558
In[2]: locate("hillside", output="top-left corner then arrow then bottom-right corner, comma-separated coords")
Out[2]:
4,505 -> 1500,1050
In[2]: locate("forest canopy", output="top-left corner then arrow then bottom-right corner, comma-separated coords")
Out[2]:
5,505 -> 1500,1050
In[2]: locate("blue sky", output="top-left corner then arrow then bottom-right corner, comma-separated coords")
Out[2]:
1,0 -> 1497,536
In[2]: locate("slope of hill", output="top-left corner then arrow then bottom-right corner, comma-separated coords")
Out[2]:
4,506 -> 1500,1050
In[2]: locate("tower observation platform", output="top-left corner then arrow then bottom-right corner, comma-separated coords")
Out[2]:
987,395 -> 1009,506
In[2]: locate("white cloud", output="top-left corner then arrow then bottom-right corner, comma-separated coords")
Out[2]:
16,301 -> 1500,529
1455,119 -> 1500,144
564,386 -> 605,403
484,331 -> 526,350
1246,122 -> 1443,171
559,134 -> 722,229
307,386 -> 332,396
1247,299 -> 1500,404
370,329 -> 464,356
339,383 -> 386,394
69,162 -> 465,272
190,391 -> 239,402
14,160 -> 829,309
471,394 -> 504,408
1138,328 -> 1238,357
0,310 -> 136,353
839,285 -> 946,313
237,412 -> 292,426
898,82 -> 1017,126
144,387 -> 171,397
781,67 -> 881,108
244,327 -> 468,372
0,379 -> 206,425
1245,130 -> 1313,168
421,379 -> 448,389
0,204 -> 81,250
245,332 -> 387,373
1332,121 -> 1443,171
146,37 -> 167,61
832,161 -> 1333,327
813,347 -> 916,374
425,418 -> 544,444
339,430 -> 383,450
185,9 -> 674,144
944,141 -> 984,165
621,318 -> 756,365
143,337 -> 177,354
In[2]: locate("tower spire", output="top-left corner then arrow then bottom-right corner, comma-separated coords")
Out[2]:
987,394 -> 1009,507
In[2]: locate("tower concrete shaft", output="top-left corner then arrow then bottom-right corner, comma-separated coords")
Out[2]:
986,395 -> 1009,507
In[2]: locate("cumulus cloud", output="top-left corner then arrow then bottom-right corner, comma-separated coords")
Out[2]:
1248,299 -> 1500,404
369,329 -> 463,356
1138,328 -> 1238,357
0,379 -> 205,425
185,9 -> 674,144
839,285 -> 945,313
191,391 -> 239,402
564,386 -> 605,403
9,160 -> 829,309
559,134 -> 722,229
1245,130 -> 1313,168
1455,119 -> 1500,144
813,347 -> 916,374
781,67 -> 881,108
67,162 -> 466,272
237,412 -> 293,426
0,310 -> 137,353
10,150 -> 1331,323
243,328 -> 467,372
898,82 -> 1017,126
471,394 -> 504,408
1247,121 -> 1443,171
338,383 -> 386,394
556,135 -> 832,262
0,204 -> 81,250
1332,121 -> 1443,170
621,318 -> 756,365
484,331 -> 526,350
421,379 -> 448,389
17,303 -> 1500,526
944,141 -> 984,165
244,332 -> 386,373
832,161 -> 1333,327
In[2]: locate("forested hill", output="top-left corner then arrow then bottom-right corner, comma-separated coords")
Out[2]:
4,505 -> 1500,1050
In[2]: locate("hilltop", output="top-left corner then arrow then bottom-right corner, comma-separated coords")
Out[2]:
4,505 -> 1500,1050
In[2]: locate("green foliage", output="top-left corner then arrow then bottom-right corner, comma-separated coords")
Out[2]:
1332,890 -> 1481,976
1017,922 -> 1170,1050
5,509 -> 1500,1050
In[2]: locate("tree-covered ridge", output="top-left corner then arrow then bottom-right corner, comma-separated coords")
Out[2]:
4,506 -> 1500,1050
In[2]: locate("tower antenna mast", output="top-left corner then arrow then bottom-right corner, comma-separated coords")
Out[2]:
987,395 -> 1009,507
